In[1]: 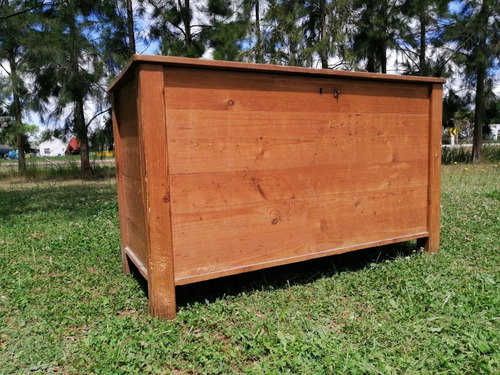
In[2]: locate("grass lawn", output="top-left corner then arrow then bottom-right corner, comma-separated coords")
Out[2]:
0,163 -> 499,374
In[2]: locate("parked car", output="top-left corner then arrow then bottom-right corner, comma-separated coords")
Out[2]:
0,144 -> 10,159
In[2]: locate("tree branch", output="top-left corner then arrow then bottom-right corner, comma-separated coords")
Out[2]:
85,107 -> 110,129
0,1 -> 56,20
0,61 -> 11,76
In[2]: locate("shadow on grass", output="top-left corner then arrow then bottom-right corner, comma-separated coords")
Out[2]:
0,177 -> 117,221
126,241 -> 418,310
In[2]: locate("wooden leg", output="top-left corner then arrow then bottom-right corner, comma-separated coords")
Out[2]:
417,236 -> 439,254
121,248 -> 131,274
148,280 -> 176,320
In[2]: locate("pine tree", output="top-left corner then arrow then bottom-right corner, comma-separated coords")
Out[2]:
148,0 -> 207,57
400,0 -> 449,76
0,0 -> 31,173
263,0 -> 311,66
99,0 -> 142,73
27,1 -> 107,176
350,0 -> 405,73
204,0 -> 247,61
303,0 -> 351,69
238,0 -> 265,63
445,0 -> 500,162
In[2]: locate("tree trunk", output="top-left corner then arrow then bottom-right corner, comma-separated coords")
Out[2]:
366,54 -> 376,72
7,47 -> 26,174
126,0 -> 135,56
75,96 -> 92,176
255,0 -> 263,63
472,2 -> 488,164
182,0 -> 191,50
319,0 -> 328,69
472,65 -> 485,163
381,42 -> 387,74
419,14 -> 426,76
69,15 -> 91,176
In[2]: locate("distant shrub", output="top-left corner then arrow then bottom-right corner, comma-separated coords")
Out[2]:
441,144 -> 500,164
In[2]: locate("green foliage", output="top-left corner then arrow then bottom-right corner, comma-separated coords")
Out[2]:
0,165 -> 499,373
442,144 -> 500,164
149,0 -> 207,58
350,0 -> 405,73
263,0 -> 312,66
441,146 -> 473,164
0,158 -> 116,179
204,0 -> 248,61
399,0 -> 449,76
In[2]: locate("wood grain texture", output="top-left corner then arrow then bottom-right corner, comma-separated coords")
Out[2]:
136,64 -> 176,319
111,92 -> 130,274
423,83 -> 443,253
108,55 -> 446,92
163,67 -> 431,283
112,79 -> 149,274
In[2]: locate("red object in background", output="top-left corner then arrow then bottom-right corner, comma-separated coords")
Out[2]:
65,138 -> 81,155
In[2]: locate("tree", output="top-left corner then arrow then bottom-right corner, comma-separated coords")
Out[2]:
303,0 -> 351,69
236,0 -> 265,63
350,0 -> 405,73
203,0 -> 247,61
0,0 -> 31,173
263,0 -> 312,66
90,116 -> 114,153
445,0 -> 500,162
148,0 -> 207,57
27,1 -> 107,176
400,0 -> 449,76
99,0 -> 142,73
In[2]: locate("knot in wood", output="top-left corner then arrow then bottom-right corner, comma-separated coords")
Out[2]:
271,218 -> 279,225
163,194 -> 170,203
227,99 -> 235,106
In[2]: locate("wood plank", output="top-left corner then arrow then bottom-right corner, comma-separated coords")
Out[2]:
164,68 -> 430,115
171,186 -> 428,282
108,55 -> 445,93
166,111 -> 429,174
169,161 -> 428,213
111,91 -> 130,274
136,64 -> 176,319
422,84 -> 443,253
175,233 -> 428,285
112,80 -> 142,275
122,174 -> 148,269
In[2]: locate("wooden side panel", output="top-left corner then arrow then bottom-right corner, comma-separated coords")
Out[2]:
164,67 -> 431,283
137,65 -> 176,319
423,84 -> 443,253
112,76 -> 148,275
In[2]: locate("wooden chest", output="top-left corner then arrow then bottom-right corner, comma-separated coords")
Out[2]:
108,55 -> 444,319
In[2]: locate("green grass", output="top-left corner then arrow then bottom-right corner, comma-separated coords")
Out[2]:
1,164 -> 499,374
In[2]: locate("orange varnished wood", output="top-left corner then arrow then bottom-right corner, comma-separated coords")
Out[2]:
164,68 -> 430,114
111,92 -> 130,274
423,84 -> 443,252
109,55 -> 444,319
166,111 -> 428,174
172,187 -> 428,282
108,54 -> 446,92
136,65 -> 176,319
112,78 -> 148,274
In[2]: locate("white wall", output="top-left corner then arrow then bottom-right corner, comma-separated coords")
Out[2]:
37,138 -> 66,157
489,124 -> 500,141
